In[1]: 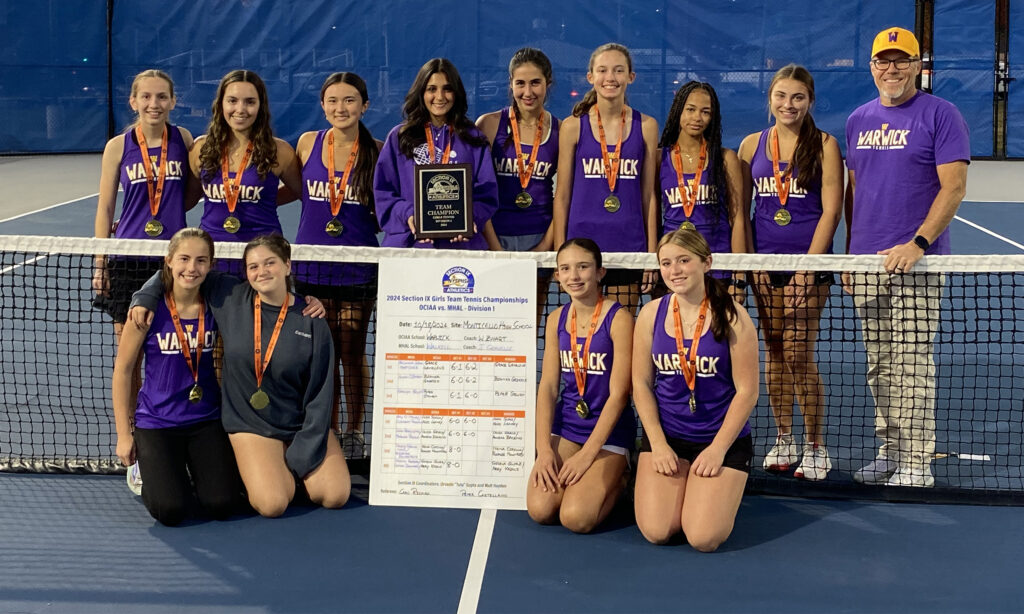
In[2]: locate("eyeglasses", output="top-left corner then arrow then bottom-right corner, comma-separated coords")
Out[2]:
871,58 -> 919,70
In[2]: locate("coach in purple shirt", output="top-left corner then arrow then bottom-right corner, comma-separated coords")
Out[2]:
844,26 -> 970,488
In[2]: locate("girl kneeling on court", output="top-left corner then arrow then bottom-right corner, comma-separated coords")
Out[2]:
633,229 -> 758,551
113,228 -> 245,526
130,235 -> 349,517
529,238 -> 635,533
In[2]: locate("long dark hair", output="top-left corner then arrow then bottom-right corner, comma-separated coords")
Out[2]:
397,58 -> 486,159
320,72 -> 379,210
769,64 -> 824,191
571,43 -> 632,117
199,70 -> 278,181
657,228 -> 737,342
659,81 -> 729,226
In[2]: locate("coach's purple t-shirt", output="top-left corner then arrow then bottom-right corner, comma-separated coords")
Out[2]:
845,91 -> 969,255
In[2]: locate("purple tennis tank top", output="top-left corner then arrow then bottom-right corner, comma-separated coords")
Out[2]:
491,108 -> 559,236
200,161 -> 282,242
293,129 -> 378,286
658,148 -> 730,253
553,302 -> 636,449
134,298 -> 221,429
750,129 -> 826,254
567,108 -> 646,253
115,125 -> 189,240
649,296 -> 749,442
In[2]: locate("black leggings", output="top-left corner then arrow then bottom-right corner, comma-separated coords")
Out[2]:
134,420 -> 246,526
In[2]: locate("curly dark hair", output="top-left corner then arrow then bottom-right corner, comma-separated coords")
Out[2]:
198,70 -> 278,182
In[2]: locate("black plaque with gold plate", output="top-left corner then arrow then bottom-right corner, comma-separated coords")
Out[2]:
414,163 -> 474,240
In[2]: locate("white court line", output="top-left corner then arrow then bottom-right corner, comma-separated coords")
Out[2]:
955,214 -> 1024,252
0,193 -> 99,224
0,254 -> 48,275
457,509 -> 496,614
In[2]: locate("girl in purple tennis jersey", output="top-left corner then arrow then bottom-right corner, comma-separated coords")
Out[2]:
94,69 -> 199,493
293,72 -> 383,459
112,228 -> 244,526
738,64 -> 843,481
192,70 -> 302,272
476,47 -> 560,252
529,239 -> 635,533
374,58 -> 499,249
633,229 -> 758,552
657,81 -> 747,296
553,43 -> 660,315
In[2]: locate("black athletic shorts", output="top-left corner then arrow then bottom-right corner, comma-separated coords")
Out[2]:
92,256 -> 163,323
640,432 -> 753,474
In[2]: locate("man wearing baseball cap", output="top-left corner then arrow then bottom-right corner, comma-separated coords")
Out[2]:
844,26 -> 969,487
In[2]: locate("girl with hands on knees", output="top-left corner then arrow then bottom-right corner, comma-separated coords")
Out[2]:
528,238 -> 635,533
632,229 -> 758,552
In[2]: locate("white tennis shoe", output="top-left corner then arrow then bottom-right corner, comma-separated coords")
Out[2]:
763,433 -> 800,472
794,443 -> 832,481
887,465 -> 935,488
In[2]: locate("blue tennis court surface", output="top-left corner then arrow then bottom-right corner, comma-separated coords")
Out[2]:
0,473 -> 1021,613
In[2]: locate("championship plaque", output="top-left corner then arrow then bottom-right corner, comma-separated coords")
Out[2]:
414,163 -> 473,240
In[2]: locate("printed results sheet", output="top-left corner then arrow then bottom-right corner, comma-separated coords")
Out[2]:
370,257 -> 536,509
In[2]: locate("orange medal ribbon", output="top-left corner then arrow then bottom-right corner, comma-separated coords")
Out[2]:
166,292 -> 205,388
595,107 -> 627,193
508,107 -> 544,190
325,130 -> 360,218
670,294 -> 709,413
770,127 -> 794,206
424,124 -> 453,164
252,293 -> 289,394
135,124 -> 169,219
220,142 -> 254,214
569,295 -> 605,404
670,139 -> 708,222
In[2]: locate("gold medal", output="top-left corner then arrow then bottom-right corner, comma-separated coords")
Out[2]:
774,209 -> 792,226
188,384 -> 203,404
144,218 -> 163,237
325,218 -> 344,237
603,195 -> 621,213
250,389 -> 270,409
689,394 -> 697,413
680,221 -> 696,231
575,399 -> 590,419
223,215 -> 241,234
514,191 -> 533,209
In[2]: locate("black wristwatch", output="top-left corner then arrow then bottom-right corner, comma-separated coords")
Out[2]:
913,235 -> 930,251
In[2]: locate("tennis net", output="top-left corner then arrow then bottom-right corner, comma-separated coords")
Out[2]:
1,235 -> 1021,504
